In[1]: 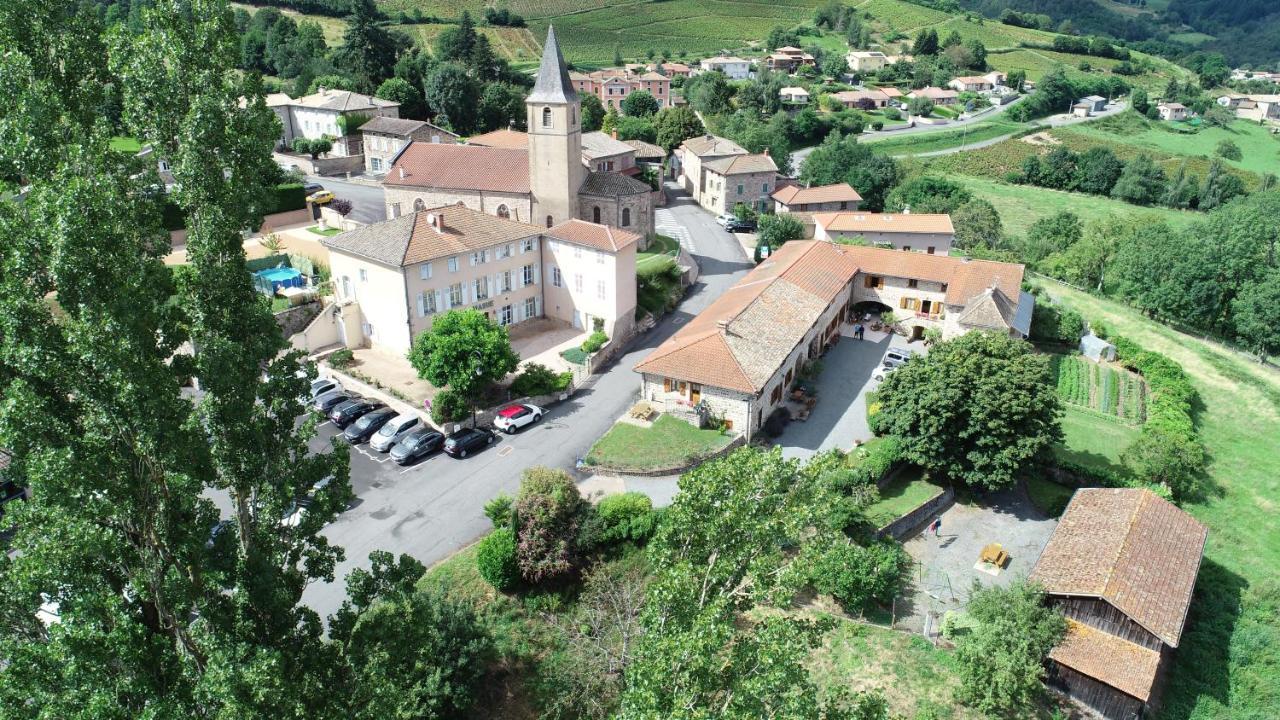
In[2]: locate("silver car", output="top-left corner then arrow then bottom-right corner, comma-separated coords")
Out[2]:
369,413 -> 422,452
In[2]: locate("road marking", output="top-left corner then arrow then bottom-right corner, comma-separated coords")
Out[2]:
497,446 -> 514,458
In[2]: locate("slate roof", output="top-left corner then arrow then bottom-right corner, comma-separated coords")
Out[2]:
321,204 -> 541,267
1030,488 -> 1208,648
529,26 -> 577,104
384,142 -> 530,194
579,170 -> 652,197
772,183 -> 862,206
581,131 -> 637,160
1050,620 -> 1162,701
703,152 -> 778,175
361,116 -> 454,139
548,219 -> 641,253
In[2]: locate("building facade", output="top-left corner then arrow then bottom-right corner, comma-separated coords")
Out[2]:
570,68 -> 673,110
846,51 -> 889,72
361,117 -> 457,175
771,183 -> 862,213
813,212 -> 956,253
266,88 -> 400,157
677,134 -> 777,215
699,56 -> 753,80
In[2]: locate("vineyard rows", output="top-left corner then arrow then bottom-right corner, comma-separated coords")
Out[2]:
1051,354 -> 1144,425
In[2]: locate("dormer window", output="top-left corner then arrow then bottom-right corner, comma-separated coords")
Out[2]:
542,107 -> 552,128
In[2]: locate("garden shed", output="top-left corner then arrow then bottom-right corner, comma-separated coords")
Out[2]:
1079,333 -> 1115,362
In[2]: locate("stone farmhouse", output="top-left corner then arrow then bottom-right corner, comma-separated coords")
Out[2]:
570,67 -> 673,110
633,240 -> 1031,438
1031,488 -> 1207,720
677,134 -> 778,215
813,211 -> 955,254
321,203 -> 639,354
772,183 -> 862,213
698,56 -> 754,80
360,117 -> 457,176
266,88 -> 400,159
380,28 -> 655,244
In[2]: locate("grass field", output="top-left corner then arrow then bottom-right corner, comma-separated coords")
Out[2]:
231,3 -> 348,45
948,174 -> 1204,237
865,118 -> 1028,156
1053,403 -> 1140,476
1036,278 -> 1280,719
400,22 -> 542,62
1025,475 -> 1075,517
1065,116 -> 1280,178
109,136 -> 142,153
585,415 -> 734,471
864,466 -> 944,528
635,234 -> 680,274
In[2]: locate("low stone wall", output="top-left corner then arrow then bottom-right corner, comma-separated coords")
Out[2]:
273,151 -> 364,177
590,433 -> 745,478
274,301 -> 322,338
875,485 -> 955,540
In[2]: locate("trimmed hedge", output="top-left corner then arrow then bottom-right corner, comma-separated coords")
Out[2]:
580,330 -> 609,354
160,183 -> 306,231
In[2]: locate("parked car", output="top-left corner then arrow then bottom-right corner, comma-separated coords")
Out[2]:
872,364 -> 899,383
303,182 -> 324,194
329,398 -> 383,428
306,189 -> 334,205
389,428 -> 445,465
310,377 -> 341,399
370,413 -> 422,452
344,407 -> 397,444
715,213 -> 735,227
882,347 -> 918,369
725,218 -> 757,233
443,427 -> 496,458
281,476 -> 336,528
314,389 -> 355,413
493,403 -> 544,434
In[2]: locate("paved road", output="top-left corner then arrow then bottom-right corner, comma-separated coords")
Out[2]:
903,101 -> 1129,158
305,175 -> 386,226
300,183 -> 752,619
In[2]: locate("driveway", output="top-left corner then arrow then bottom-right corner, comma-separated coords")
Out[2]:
304,175 -> 385,226
299,182 -> 752,619
777,326 -> 919,461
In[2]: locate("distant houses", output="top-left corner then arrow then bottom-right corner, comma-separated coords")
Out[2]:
699,56 -> 753,80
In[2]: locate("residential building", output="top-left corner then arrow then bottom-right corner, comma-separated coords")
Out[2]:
1158,102 -> 1189,121
766,46 -> 816,74
772,183 -> 862,213
382,28 -> 655,243
908,87 -> 960,105
1230,93 -> 1280,121
780,86 -> 811,105
623,138 -> 667,166
813,211 -> 955,254
1031,488 -> 1207,720
1072,102 -> 1094,118
948,75 -> 994,93
677,133 -> 746,201
570,68 -> 673,110
832,89 -> 892,109
580,131 -> 640,175
361,117 -> 457,175
983,71 -> 1008,87
846,51 -> 889,72
266,88 -> 400,157
633,240 -> 1030,437
678,134 -> 777,214
698,56 -> 753,80
321,203 -> 639,354
628,61 -> 692,78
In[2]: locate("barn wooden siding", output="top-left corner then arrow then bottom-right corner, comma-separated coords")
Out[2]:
1052,597 -> 1164,651
1047,661 -> 1145,720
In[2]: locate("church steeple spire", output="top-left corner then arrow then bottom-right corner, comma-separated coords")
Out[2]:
528,25 -> 577,104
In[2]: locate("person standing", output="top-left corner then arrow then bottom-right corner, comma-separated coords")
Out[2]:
929,517 -> 942,537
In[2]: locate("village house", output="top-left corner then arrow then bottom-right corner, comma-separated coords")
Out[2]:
780,86 -> 811,105
1157,102 -> 1189,121
628,61 -> 693,78
1228,93 -> 1280,121
570,68 -> 673,110
382,28 -> 655,243
580,131 -> 641,175
1031,488 -> 1207,720
983,70 -> 1008,88
1072,102 -> 1094,118
698,56 -> 754,80
812,211 -> 955,254
677,134 -> 777,215
846,50 -> 889,73
633,240 -> 1030,438
908,86 -> 960,105
771,183 -> 862,213
321,204 -> 639,354
832,89 -> 893,109
948,75 -> 994,93
361,117 -> 457,175
766,46 -> 816,74
623,138 -> 667,168
266,88 -> 400,159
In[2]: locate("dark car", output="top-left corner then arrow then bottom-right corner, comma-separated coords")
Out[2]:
329,398 -> 384,428
389,428 -> 445,465
725,218 -> 757,233
343,407 -> 396,444
443,427 -> 496,458
314,389 -> 355,413
303,182 -> 324,194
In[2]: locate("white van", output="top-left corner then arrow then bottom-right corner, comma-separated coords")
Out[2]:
882,347 -> 917,369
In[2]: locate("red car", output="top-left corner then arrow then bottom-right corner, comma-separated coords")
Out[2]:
493,403 -> 543,434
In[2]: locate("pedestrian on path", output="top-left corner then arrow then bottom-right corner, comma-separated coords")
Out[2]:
856,324 -> 865,340
929,517 -> 942,537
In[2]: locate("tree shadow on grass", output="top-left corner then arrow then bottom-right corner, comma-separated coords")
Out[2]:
1157,557 -> 1246,719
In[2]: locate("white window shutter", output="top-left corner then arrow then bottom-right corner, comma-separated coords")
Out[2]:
533,264 -> 540,285
417,292 -> 426,317
434,290 -> 443,312
469,253 -> 476,267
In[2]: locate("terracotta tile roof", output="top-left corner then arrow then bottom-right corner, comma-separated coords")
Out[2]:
623,139 -> 666,158
680,134 -> 747,157
635,241 -> 859,393
1031,488 -> 1208,648
1050,620 -> 1162,701
466,128 -> 529,149
580,170 -> 652,197
880,87 -> 905,97
840,246 -> 1023,306
834,90 -> 890,104
548,219 -> 641,253
384,142 -> 530,194
952,75 -> 993,84
772,183 -> 862,206
639,71 -> 669,81
815,211 -> 954,235
703,152 -> 778,175
321,205 -> 540,267
911,87 -> 959,100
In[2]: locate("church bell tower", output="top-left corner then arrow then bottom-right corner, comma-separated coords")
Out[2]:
527,26 -> 585,228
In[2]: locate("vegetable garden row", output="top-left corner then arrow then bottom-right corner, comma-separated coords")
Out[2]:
1051,354 -> 1145,424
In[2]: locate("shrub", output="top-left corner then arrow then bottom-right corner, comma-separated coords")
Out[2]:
266,182 -> 307,214
807,539 -> 909,613
1030,303 -> 1084,344
871,120 -> 884,131
845,435 -> 903,481
955,581 -> 1065,716
430,388 -> 471,425
476,527 -> 520,591
511,362 -> 572,397
593,492 -> 657,545
580,330 -> 609,354
515,467 -> 586,584
328,348 -> 354,368
483,494 -> 514,528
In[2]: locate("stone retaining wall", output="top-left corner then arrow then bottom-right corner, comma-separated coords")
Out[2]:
274,301 -> 322,338
590,433 -> 745,478
875,485 -> 955,540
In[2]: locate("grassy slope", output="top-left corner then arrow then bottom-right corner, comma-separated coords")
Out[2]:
1036,278 -> 1280,720
864,467 -> 944,527
1065,117 -> 1280,178
864,118 -> 1027,155
231,2 -> 348,45
400,22 -> 542,62
1054,403 -> 1139,474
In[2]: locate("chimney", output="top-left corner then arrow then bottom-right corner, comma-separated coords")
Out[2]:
716,318 -> 730,334
398,167 -> 405,180
317,86 -> 327,95
426,213 -> 444,233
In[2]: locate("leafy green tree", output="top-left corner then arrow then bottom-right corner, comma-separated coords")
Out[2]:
1110,153 -> 1166,205
581,92 -> 606,132
478,82 -> 527,132
955,582 -> 1066,716
514,467 -> 586,584
964,38 -> 988,69
424,61 -> 480,134
621,89 -> 660,117
476,527 -> 521,590
1122,427 -> 1206,499
1073,146 -> 1124,195
292,135 -> 333,158
805,540 -> 909,614
1037,146 -> 1079,190
602,105 -> 620,135
1041,215 -> 1122,291
653,105 -> 705,151
1198,158 -> 1246,210
1215,138 -> 1242,161
683,70 -> 734,115
329,550 -> 427,640
376,76 -> 427,119
1006,68 -> 1026,92
799,132 -> 900,211
874,332 -> 1062,491
1020,211 -> 1083,265
757,213 -> 805,253
1130,87 -> 1149,114
334,0 -> 404,92
615,115 -> 657,142
408,309 -> 519,421
434,9 -> 478,63
952,199 -> 1005,252
912,28 -> 939,56
765,24 -> 800,50
884,175 -> 972,214
1161,161 -> 1200,209
1233,271 -> 1280,362
907,95 -> 935,117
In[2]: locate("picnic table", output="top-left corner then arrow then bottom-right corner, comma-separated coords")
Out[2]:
980,543 -> 1009,568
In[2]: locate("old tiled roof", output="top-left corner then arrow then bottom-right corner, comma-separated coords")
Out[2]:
579,170 -> 652,197
815,211 -> 954,235
911,87 -> 959,99
581,131 -> 637,160
384,142 -> 530,194
956,287 -> 1018,330
293,89 -> 398,112
680,134 -> 747,158
880,87 -> 905,97
623,139 -> 667,158
322,204 -> 540,267
703,152 -> 778,175
1030,488 -> 1208,648
840,246 -> 1023,306
529,26 -> 577,104
466,128 -> 529,149
635,241 -> 860,393
834,90 -> 890,104
548,219 -> 641,253
361,116 -> 454,138
952,75 -> 993,84
1050,620 -> 1162,701
772,183 -> 862,206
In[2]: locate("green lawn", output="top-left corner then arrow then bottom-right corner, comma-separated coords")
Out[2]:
1036,278 -> 1280,719
949,174 -> 1204,237
307,225 -> 341,236
109,136 -> 142,153
865,119 -> 1028,156
1065,117 -> 1280,178
863,466 -> 944,528
1025,475 -> 1075,518
585,414 -> 734,471
636,234 -> 680,274
1053,404 -> 1140,476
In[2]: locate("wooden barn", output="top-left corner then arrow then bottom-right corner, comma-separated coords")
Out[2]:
1030,488 -> 1207,719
